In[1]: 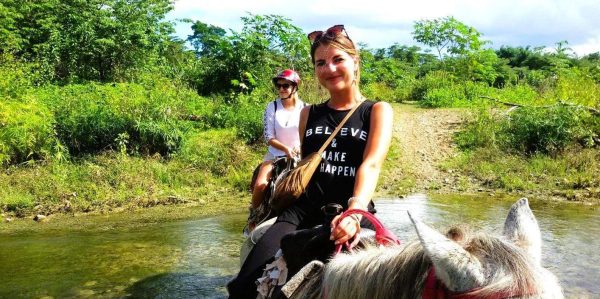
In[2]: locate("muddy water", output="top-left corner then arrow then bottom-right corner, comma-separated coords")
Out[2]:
1,194 -> 598,298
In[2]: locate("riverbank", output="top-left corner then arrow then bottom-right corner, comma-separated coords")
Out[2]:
379,103 -> 600,204
2,103 -> 599,224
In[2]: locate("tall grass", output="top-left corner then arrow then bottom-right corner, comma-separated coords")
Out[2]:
38,80 -> 193,156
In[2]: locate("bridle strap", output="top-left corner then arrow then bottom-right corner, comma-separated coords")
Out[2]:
422,267 -> 536,299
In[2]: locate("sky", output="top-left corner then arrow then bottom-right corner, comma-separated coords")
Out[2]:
166,0 -> 600,56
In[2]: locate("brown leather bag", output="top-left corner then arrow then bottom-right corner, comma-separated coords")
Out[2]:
270,101 -> 363,211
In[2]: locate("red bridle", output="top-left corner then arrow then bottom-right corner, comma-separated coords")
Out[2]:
423,267 -> 537,299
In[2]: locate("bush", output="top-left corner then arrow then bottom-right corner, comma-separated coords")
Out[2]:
420,81 -> 492,108
412,70 -> 456,101
455,108 -> 498,150
491,84 -> 540,105
363,82 -> 397,102
551,68 -> 600,108
177,129 -> 261,177
202,90 -> 268,143
0,99 -> 61,165
498,106 -> 585,155
38,80 -> 193,156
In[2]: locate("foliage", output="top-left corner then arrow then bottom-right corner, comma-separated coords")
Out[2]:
38,80 -> 193,156
413,16 -> 485,60
420,81 -> 492,108
455,108 -> 498,150
177,129 -> 261,176
0,98 -> 61,165
448,146 -> 600,193
550,68 -> 600,108
411,70 -> 456,101
186,14 -> 311,95
1,0 -> 175,82
458,105 -> 598,155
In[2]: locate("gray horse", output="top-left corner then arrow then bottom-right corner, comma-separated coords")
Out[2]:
281,198 -> 563,299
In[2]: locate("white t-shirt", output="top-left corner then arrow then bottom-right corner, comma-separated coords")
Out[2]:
262,98 -> 304,158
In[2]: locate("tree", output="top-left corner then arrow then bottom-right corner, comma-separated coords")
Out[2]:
187,20 -> 227,57
186,14 -> 310,95
413,16 -> 485,60
2,0 -> 177,81
0,0 -> 23,53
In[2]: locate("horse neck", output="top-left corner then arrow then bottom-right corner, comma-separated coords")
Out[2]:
321,242 -> 432,299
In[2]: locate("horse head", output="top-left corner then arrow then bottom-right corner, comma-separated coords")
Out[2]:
287,198 -> 563,299
412,197 -> 562,298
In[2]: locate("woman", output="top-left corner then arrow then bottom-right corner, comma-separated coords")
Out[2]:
248,70 -> 304,228
228,25 -> 393,298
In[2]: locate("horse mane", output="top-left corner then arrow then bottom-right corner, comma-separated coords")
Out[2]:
292,225 -> 548,299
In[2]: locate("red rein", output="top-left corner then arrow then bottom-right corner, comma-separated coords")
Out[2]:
332,209 -> 401,254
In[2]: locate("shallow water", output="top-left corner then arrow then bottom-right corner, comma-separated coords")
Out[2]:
0,194 -> 598,298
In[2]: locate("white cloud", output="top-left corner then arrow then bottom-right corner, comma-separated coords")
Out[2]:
168,0 -> 600,55
572,35 -> 600,57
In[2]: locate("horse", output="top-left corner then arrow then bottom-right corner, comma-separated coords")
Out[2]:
280,198 -> 563,299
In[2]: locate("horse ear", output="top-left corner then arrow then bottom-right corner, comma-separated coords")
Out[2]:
408,211 -> 485,292
503,198 -> 542,265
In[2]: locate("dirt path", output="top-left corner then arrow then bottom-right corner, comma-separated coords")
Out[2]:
380,104 -> 468,195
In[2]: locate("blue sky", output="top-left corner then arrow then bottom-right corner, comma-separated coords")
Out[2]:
166,0 -> 600,56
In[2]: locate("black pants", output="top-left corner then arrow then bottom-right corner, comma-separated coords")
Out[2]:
227,201 -> 373,298
227,200 -> 324,299
227,221 -> 297,299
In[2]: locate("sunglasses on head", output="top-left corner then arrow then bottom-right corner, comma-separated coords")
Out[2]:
275,83 -> 292,90
307,24 -> 352,45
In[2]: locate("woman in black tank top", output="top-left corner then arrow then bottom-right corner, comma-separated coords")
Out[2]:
227,25 -> 393,298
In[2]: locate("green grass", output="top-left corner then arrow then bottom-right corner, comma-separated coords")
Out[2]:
447,146 -> 600,200
0,129 -> 262,217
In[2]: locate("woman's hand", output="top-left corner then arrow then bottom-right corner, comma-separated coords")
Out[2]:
330,214 -> 360,245
284,146 -> 300,159
283,146 -> 294,158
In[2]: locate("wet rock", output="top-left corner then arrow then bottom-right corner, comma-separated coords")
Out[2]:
33,214 -> 47,222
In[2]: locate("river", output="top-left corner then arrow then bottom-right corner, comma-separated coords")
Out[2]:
1,194 -> 598,298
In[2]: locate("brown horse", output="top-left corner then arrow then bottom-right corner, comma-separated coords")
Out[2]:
281,198 -> 563,299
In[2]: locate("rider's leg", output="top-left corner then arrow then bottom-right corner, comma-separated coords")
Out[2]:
251,161 -> 273,209
227,221 -> 297,298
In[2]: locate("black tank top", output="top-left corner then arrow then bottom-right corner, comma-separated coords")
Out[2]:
301,100 -> 375,208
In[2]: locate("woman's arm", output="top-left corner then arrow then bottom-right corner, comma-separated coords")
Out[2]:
330,101 -> 394,244
349,101 -> 393,209
298,105 -> 311,155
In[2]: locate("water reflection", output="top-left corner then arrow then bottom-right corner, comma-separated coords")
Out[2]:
0,194 -> 598,297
